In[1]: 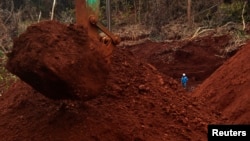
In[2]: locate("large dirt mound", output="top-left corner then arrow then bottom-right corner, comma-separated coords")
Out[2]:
0,21 -> 225,141
193,42 -> 250,124
6,20 -> 109,100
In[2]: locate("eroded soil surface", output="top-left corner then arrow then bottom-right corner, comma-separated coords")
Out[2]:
0,20 -> 249,141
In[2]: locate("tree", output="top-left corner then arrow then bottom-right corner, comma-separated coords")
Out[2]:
51,0 -> 56,20
187,0 -> 192,27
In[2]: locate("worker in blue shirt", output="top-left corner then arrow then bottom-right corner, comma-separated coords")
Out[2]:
181,73 -> 188,89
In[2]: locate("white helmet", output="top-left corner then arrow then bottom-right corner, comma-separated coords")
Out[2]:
183,73 -> 185,76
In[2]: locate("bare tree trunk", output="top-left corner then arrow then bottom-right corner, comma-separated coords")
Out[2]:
187,0 -> 192,27
51,0 -> 56,20
106,0 -> 111,30
242,1 -> 247,30
38,11 -> 42,22
134,0 -> 137,23
138,0 -> 141,23
4,0 -> 14,24
114,1 -> 118,15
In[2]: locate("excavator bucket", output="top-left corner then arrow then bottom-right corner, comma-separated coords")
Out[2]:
74,0 -> 116,60
75,0 -> 99,25
75,0 -> 100,38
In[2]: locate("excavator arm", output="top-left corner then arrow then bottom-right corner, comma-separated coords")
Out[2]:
75,0 -> 99,35
75,0 -> 120,57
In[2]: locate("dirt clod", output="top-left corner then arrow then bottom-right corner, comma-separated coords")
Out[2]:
6,20 -> 109,100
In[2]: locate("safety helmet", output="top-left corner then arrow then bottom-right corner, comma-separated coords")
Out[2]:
183,73 -> 185,76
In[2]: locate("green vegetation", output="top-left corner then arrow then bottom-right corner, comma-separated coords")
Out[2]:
220,0 -> 250,24
0,53 -> 17,95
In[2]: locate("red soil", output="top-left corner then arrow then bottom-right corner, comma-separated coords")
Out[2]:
0,20 -> 249,141
193,42 -> 250,124
128,35 -> 233,87
6,21 -> 109,100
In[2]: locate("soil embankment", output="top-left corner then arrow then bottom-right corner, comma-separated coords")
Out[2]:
193,42 -> 250,124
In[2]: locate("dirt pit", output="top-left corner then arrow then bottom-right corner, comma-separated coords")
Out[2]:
127,35 -> 236,88
0,20 -> 249,141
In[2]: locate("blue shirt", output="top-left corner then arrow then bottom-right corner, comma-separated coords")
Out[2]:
181,76 -> 188,83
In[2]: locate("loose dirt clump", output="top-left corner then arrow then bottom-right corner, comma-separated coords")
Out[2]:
6,20 -> 109,100
0,20 -> 225,141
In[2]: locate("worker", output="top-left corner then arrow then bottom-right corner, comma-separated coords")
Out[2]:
181,73 -> 188,89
